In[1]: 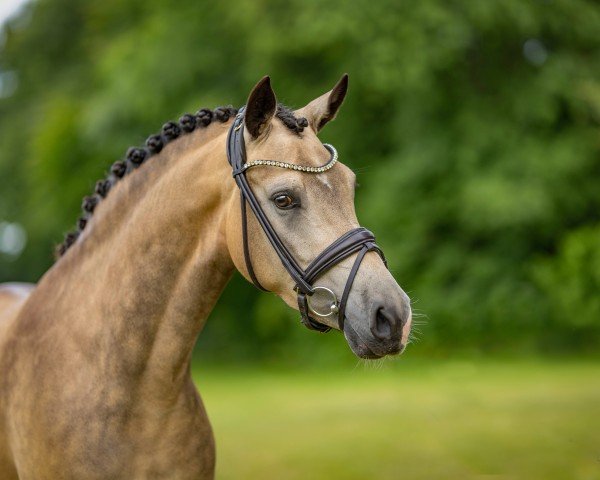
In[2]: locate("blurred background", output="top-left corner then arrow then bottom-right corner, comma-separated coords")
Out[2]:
0,0 -> 599,478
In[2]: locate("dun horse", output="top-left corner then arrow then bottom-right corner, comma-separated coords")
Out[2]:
0,76 -> 412,479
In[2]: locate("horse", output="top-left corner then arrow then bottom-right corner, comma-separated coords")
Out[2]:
0,75 -> 412,479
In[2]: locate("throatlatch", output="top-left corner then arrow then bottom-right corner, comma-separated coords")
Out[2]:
227,107 -> 387,333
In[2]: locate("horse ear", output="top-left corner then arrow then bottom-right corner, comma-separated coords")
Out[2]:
297,74 -> 349,134
245,76 -> 277,139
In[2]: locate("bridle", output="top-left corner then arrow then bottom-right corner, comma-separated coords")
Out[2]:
227,107 -> 387,333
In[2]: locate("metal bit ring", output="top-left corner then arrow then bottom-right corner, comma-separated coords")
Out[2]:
306,286 -> 339,318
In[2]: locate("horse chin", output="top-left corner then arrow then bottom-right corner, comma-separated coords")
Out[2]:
350,343 -> 385,359
343,322 -> 404,359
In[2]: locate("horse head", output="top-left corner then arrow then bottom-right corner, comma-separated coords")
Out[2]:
226,76 -> 412,358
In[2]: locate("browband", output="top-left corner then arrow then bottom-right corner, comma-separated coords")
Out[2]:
226,107 -> 387,332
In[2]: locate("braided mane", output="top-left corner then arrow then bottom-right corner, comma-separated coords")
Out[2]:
55,104 -> 308,259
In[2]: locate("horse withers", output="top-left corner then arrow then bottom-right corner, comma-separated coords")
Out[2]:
0,75 -> 412,479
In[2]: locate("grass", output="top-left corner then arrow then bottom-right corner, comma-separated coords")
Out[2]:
192,359 -> 600,480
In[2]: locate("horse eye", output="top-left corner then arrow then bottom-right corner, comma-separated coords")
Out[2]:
273,194 -> 295,209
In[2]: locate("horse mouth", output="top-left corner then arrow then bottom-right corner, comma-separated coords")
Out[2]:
353,343 -> 385,359
343,324 -> 406,359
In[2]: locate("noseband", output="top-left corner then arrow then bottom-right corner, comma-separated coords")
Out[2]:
227,108 -> 387,333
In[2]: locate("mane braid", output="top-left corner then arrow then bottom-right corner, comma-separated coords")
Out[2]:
55,104 -> 307,259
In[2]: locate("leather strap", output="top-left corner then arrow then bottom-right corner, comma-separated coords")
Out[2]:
302,228 -> 382,283
227,109 -> 313,294
337,243 -> 385,329
297,292 -> 331,332
241,195 -> 267,291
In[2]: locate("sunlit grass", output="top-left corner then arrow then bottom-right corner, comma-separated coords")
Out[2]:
193,359 -> 600,480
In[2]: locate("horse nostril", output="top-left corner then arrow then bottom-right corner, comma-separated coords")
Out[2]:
371,307 -> 398,341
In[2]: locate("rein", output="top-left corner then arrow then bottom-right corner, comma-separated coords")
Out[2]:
227,107 -> 387,332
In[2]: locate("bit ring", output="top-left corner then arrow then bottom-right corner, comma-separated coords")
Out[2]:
307,286 -> 339,317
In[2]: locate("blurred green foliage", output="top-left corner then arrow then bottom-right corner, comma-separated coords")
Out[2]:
0,0 -> 599,360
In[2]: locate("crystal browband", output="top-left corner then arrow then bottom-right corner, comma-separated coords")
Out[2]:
234,143 -> 338,176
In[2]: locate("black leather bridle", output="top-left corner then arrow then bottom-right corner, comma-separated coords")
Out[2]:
227,108 -> 387,333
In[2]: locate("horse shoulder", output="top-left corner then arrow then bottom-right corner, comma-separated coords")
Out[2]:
0,283 -> 35,338
0,283 -> 35,480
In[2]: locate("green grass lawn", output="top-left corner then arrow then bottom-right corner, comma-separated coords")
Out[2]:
192,359 -> 600,480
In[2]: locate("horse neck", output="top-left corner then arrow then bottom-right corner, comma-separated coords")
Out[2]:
39,122 -> 236,395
